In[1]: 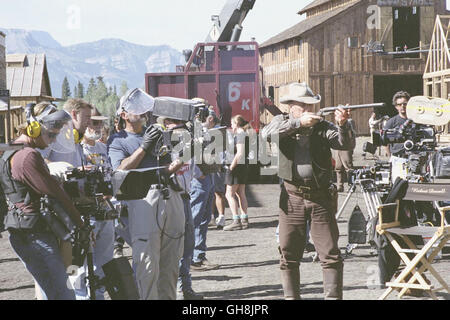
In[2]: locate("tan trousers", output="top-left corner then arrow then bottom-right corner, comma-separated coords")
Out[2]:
127,188 -> 185,300
333,149 -> 353,188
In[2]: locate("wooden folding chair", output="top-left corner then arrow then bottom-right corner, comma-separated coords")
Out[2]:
376,182 -> 450,300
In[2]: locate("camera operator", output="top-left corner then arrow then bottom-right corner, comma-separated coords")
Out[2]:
374,91 -> 433,292
107,89 -> 185,300
0,102 -> 84,300
39,98 -> 104,300
261,82 -> 353,300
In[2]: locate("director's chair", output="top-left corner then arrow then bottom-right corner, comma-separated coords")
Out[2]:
376,182 -> 450,300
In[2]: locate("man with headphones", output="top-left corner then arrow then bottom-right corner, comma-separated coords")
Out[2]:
40,98 -> 93,167
108,88 -> 185,300
0,102 -> 84,299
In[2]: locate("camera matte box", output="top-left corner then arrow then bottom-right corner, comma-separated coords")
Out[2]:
153,97 -> 203,122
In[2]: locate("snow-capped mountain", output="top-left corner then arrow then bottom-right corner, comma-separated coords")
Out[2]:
1,28 -> 185,97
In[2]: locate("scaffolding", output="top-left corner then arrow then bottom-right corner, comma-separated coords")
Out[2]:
423,15 -> 450,141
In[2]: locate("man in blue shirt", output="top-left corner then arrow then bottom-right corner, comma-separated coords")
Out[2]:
108,89 -> 185,300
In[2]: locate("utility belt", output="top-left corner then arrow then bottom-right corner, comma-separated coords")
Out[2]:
284,180 -> 334,200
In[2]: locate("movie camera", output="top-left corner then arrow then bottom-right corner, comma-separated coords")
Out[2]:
348,161 -> 392,193
42,166 -> 137,300
152,96 -> 211,123
364,120 -> 436,154
151,96 -> 226,174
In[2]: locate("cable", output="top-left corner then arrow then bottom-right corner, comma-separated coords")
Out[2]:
153,133 -> 184,240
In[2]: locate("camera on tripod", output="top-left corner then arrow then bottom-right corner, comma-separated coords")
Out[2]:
348,161 -> 391,191
364,120 -> 436,155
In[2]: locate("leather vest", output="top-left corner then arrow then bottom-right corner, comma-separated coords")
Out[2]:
0,150 -> 41,230
278,121 -> 333,189
0,151 -> 31,205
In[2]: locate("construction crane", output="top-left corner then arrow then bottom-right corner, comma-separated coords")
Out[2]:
205,0 -> 256,43
182,0 -> 256,62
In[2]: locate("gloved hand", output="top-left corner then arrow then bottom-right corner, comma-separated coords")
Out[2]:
140,125 -> 163,153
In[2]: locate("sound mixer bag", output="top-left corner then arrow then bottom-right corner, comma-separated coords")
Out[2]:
348,205 -> 367,244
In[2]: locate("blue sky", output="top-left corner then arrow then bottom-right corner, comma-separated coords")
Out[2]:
0,0 -> 310,50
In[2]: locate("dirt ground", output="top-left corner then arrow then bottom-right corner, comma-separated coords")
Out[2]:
1,137 -> 449,300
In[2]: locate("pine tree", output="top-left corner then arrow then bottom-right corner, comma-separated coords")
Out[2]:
119,81 -> 128,97
85,78 -> 96,103
95,76 -> 108,107
61,77 -> 71,100
77,81 -> 85,98
73,85 -> 78,99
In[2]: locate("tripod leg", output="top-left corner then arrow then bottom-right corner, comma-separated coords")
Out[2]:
335,186 -> 356,219
86,245 -> 97,300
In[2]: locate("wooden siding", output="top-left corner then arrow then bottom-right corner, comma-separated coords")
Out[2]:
423,15 -> 450,138
0,33 -> 5,91
304,0 -> 359,18
260,0 -> 447,134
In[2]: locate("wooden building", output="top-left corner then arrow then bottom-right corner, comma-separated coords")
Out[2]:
0,31 -> 5,90
423,15 -> 450,140
0,31 -> 7,143
6,53 -> 57,107
1,53 -> 58,142
259,0 -> 449,135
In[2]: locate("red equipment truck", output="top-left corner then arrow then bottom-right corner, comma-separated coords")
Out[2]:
145,0 -> 274,131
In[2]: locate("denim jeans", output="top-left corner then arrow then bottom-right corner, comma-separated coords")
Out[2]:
178,197 -> 195,292
9,230 -> 75,300
190,175 -> 215,262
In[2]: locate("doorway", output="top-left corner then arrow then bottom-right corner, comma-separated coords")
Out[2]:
392,7 -> 420,58
373,75 -> 423,117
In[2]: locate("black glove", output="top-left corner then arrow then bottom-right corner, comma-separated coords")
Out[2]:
140,125 -> 162,153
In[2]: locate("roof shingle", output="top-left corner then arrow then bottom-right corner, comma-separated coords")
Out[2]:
6,53 -> 47,97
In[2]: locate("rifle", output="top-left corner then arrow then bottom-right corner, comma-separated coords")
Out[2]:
317,103 -> 386,117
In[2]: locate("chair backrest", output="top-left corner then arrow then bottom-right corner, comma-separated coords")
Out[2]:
378,181 -> 450,228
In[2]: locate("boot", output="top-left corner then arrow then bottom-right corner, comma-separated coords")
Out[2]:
280,269 -> 301,300
323,265 -> 343,300
223,219 -> 242,231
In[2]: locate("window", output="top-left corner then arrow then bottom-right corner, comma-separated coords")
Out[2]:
348,36 -> 358,48
268,86 -> 274,100
272,47 -> 275,61
447,0 -> 450,11
298,39 -> 303,54
392,7 -> 420,58
285,43 -> 289,57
